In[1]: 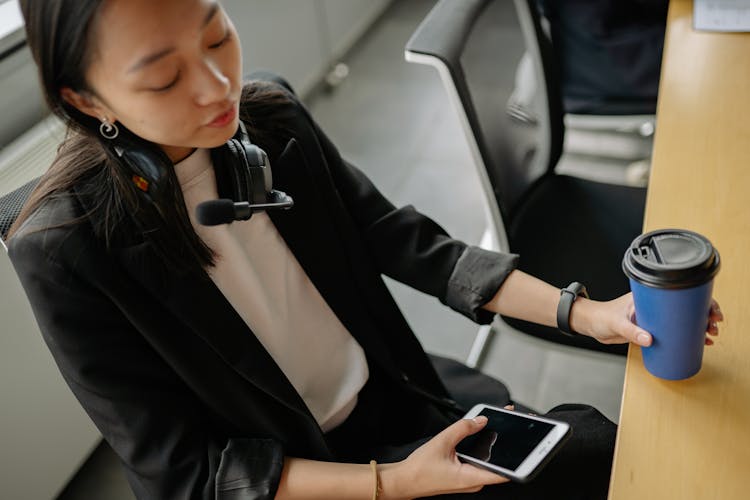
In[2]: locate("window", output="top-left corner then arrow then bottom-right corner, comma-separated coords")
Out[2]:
0,0 -> 24,60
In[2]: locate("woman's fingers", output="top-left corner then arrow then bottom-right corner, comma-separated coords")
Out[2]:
709,300 -> 724,321
708,300 -> 723,338
620,316 -> 652,347
457,462 -> 509,486
705,302 -> 720,346
705,300 -> 722,345
604,296 -> 723,348
438,416 -> 489,450
707,320 -> 719,336
403,414 -> 514,498
597,295 -> 652,346
449,415 -> 509,486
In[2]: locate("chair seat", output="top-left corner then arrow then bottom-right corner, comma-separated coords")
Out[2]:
503,174 -> 647,355
429,354 -> 539,413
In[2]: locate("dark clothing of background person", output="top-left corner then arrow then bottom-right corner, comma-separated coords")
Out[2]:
8,81 -> 615,499
540,0 -> 669,115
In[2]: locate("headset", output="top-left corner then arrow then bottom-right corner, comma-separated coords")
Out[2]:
113,121 -> 293,225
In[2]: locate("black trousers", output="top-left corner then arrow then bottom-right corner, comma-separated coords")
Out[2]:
326,358 -> 616,500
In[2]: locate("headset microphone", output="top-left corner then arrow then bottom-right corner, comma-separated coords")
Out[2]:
197,121 -> 294,226
196,191 -> 294,226
107,117 -> 292,225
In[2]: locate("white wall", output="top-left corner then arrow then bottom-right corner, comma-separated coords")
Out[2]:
0,46 -> 47,150
223,0 -> 391,96
0,0 -> 392,148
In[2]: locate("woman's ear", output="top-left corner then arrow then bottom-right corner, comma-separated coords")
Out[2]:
60,87 -> 114,122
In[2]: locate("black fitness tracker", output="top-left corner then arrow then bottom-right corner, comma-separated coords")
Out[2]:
556,282 -> 589,336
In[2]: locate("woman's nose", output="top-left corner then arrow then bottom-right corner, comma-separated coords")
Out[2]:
193,59 -> 231,106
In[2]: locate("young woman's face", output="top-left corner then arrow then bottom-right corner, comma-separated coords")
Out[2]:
77,0 -> 243,162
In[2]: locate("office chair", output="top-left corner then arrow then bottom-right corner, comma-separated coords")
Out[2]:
510,0 -> 659,185
0,177 -> 39,246
405,0 -> 647,362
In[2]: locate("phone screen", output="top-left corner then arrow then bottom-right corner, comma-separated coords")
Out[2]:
455,408 -> 555,471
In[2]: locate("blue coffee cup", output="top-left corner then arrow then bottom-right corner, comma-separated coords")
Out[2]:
622,229 -> 720,380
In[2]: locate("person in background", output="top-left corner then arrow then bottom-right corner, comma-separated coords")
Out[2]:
540,0 -> 669,115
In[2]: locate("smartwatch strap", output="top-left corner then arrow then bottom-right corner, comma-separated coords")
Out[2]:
557,282 -> 589,336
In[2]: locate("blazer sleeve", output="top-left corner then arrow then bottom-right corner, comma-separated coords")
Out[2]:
8,226 -> 284,500
306,115 -> 519,325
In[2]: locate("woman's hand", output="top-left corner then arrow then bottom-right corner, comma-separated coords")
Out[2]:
704,299 -> 724,346
384,416 -> 508,499
571,293 -> 723,347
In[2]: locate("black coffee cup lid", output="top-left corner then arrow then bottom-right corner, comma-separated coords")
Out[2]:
622,229 -> 720,289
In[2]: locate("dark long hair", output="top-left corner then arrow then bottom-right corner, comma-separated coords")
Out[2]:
10,0 -> 293,274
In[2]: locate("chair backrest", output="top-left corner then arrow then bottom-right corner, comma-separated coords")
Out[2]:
0,192 -> 102,500
406,0 -> 564,248
0,177 -> 40,246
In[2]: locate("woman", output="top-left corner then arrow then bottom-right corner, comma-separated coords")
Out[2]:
9,1 -> 721,499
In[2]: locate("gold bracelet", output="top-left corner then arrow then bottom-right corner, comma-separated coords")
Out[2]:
370,459 -> 380,500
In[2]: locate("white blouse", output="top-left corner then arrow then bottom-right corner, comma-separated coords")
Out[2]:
174,149 -> 369,432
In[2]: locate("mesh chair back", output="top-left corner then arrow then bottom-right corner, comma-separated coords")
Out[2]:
407,0 -> 564,232
460,0 -> 564,221
0,178 -> 40,242
406,0 -> 564,250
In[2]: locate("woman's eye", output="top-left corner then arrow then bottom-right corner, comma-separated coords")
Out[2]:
151,74 -> 179,92
208,31 -> 231,49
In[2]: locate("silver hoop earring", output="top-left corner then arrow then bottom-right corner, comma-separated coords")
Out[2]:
99,120 -> 119,140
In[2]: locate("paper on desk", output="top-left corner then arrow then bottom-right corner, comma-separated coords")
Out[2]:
694,0 -> 750,32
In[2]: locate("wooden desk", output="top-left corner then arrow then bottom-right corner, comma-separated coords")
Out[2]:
608,1 -> 750,499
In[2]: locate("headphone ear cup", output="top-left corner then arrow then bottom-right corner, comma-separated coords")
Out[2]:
243,144 -> 272,204
211,121 -> 277,208
113,142 -> 170,202
227,138 -> 252,202
257,148 -> 273,193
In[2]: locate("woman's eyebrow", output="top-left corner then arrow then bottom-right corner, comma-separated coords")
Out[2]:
126,2 -> 220,74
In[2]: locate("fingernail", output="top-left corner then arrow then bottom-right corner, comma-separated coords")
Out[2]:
637,332 -> 651,346
473,416 -> 488,425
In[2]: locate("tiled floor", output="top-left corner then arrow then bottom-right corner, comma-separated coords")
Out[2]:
56,0 -> 644,497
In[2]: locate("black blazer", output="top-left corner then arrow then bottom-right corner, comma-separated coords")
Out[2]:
8,85 -> 518,499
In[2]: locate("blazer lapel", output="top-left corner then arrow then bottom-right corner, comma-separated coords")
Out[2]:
114,135 -> 396,422
268,139 -> 398,378
116,240 -> 312,420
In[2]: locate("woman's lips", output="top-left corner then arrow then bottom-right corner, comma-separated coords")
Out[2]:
206,105 -> 237,128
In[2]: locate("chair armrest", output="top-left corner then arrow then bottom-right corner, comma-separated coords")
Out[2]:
405,0 -> 490,69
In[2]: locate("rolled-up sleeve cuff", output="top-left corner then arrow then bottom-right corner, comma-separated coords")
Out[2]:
216,438 -> 284,500
444,246 -> 519,324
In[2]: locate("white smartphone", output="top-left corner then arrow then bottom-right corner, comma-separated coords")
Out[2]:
456,404 -> 571,483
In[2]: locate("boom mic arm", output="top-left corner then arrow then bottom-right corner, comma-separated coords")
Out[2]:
196,191 -> 294,226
